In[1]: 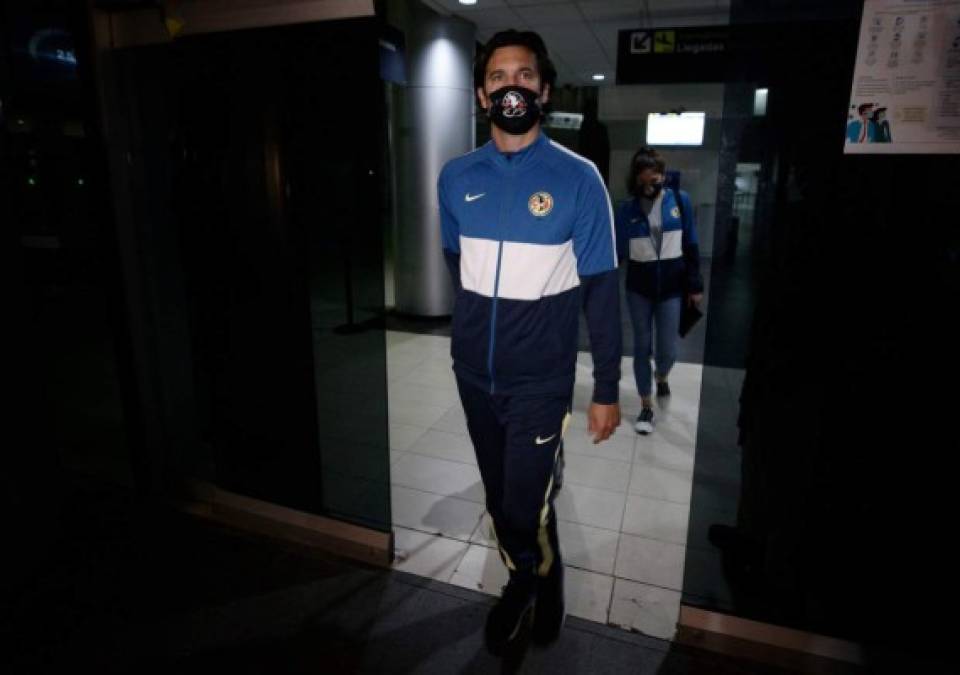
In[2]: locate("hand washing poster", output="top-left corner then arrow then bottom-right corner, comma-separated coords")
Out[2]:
845,0 -> 960,154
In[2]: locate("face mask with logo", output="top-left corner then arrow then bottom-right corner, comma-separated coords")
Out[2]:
486,86 -> 542,135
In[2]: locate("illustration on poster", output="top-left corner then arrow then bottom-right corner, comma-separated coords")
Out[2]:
847,103 -> 893,143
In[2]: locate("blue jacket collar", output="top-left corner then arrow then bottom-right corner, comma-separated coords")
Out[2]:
484,130 -> 549,170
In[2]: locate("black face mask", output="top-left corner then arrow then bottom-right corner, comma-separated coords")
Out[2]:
486,86 -> 542,135
641,181 -> 664,199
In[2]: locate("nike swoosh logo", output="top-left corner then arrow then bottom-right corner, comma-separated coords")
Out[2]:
465,193 -> 485,202
535,433 -> 558,445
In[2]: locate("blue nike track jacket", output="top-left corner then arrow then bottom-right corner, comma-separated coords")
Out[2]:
615,188 -> 704,301
438,132 -> 622,404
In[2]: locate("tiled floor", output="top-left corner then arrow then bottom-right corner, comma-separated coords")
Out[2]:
386,330 -> 704,641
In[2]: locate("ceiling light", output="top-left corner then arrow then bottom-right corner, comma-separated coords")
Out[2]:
592,73 -> 605,81
458,0 -> 477,5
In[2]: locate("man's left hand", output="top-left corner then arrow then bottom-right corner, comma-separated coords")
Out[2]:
588,402 -> 621,444
688,293 -> 703,307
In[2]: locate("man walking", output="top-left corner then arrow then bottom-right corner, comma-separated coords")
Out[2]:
437,29 -> 622,654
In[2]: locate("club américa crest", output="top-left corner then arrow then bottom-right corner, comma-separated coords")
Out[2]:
528,191 -> 554,217
500,90 -> 528,118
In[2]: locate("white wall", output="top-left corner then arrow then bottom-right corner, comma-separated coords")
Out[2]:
600,83 -> 725,257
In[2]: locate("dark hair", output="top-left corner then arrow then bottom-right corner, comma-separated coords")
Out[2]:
473,30 -> 557,114
627,146 -> 666,196
857,103 -> 874,115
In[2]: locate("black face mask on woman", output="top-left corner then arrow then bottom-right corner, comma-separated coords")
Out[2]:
641,181 -> 664,199
486,86 -> 542,135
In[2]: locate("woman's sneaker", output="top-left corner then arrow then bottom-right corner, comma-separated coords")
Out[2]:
634,407 -> 655,435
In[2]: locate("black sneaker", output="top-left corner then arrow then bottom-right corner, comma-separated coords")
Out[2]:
531,562 -> 565,647
485,572 -> 536,655
656,380 -> 671,398
634,407 -> 655,435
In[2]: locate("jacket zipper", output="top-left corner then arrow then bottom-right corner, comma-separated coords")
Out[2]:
488,173 -> 514,394
488,241 -> 503,394
654,198 -> 661,300
639,196 -> 662,300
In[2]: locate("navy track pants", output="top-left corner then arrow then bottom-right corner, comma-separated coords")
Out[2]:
456,377 -> 571,577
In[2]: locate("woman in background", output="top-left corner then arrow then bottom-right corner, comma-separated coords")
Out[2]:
615,147 -> 704,434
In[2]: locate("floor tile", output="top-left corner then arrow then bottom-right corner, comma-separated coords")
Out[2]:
470,510 -> 496,548
392,526 -> 470,583
388,382 -> 457,408
608,577 -> 682,640
385,355 -> 426,382
388,397 -> 452,430
563,452 -> 631,493
621,495 -> 690,545
565,566 -> 615,625
407,428 -> 477,465
614,533 -> 686,591
628,463 -> 694,504
389,422 -> 428,452
634,435 -> 696,472
386,334 -> 448,359
558,520 -> 620,576
449,543 -> 508,597
431,405 -> 469,436
390,453 -> 485,503
396,363 -> 457,391
555,483 -> 626,532
391,486 -> 485,542
655,399 -> 701,434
